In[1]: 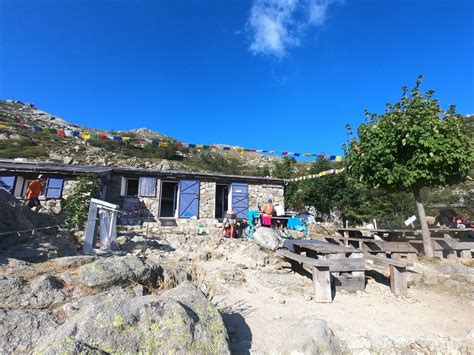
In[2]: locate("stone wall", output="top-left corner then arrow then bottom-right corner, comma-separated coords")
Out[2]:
107,175 -> 161,224
107,174 -> 285,226
199,181 -> 216,219
249,184 -> 285,210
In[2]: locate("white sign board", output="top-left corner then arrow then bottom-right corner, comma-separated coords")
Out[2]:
404,215 -> 417,226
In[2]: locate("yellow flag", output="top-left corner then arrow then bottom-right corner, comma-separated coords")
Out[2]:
336,156 -> 343,162
0,123 -> 10,129
160,142 -> 169,147
81,132 -> 91,140
123,136 -> 130,141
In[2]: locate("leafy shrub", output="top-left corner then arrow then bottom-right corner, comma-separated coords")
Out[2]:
64,176 -> 101,227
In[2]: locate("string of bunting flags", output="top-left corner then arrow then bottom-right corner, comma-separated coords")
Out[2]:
0,121 -> 343,161
285,168 -> 346,183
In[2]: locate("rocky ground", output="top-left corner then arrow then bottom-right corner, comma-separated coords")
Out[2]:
1,213 -> 473,353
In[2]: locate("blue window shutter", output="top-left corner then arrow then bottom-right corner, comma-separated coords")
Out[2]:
231,183 -> 248,219
0,176 -> 15,194
178,180 -> 200,218
45,178 -> 64,198
139,177 -> 157,197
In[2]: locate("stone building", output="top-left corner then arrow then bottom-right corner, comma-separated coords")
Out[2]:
0,159 -> 285,226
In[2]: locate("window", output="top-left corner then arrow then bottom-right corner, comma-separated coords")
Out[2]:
45,178 -> 64,198
21,179 -> 34,197
121,177 -> 139,197
0,176 -> 15,194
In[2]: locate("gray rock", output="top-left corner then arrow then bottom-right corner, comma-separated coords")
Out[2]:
79,254 -> 160,288
0,309 -> 58,354
0,275 -> 26,298
36,281 -> 229,354
253,227 -> 280,251
30,275 -> 66,306
160,264 -> 191,287
421,268 -> 448,285
0,257 -> 41,279
435,263 -> 474,283
242,243 -> 269,267
278,316 -> 342,354
50,255 -> 97,269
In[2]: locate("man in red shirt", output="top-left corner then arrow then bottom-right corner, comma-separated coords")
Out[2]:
26,174 -> 47,212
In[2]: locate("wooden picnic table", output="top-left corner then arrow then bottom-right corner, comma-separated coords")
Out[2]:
277,239 -> 414,302
281,240 -> 365,302
336,227 -> 473,234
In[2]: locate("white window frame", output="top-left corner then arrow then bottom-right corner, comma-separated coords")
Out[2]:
120,177 -> 139,197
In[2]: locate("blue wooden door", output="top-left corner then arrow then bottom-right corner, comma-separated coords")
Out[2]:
178,180 -> 200,218
231,183 -> 248,219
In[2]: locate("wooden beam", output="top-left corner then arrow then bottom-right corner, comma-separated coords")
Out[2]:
313,266 -> 332,303
389,265 -> 408,296
364,254 -> 413,268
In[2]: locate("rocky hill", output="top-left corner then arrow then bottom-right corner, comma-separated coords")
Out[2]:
0,100 -> 281,175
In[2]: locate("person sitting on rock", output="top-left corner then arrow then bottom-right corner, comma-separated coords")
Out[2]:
26,174 -> 47,212
221,210 -> 237,238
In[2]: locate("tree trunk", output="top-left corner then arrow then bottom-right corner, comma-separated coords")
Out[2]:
413,188 -> 434,258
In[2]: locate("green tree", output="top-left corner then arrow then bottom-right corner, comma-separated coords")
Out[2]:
64,176 -> 101,227
344,76 -> 473,257
272,157 -> 299,207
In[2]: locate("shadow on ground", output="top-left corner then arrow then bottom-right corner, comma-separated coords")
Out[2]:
220,301 -> 253,354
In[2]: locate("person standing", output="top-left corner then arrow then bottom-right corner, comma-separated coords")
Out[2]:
26,174 -> 47,212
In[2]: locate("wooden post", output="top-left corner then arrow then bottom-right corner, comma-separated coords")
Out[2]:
389,265 -> 407,296
349,253 -> 364,278
83,202 -> 98,254
313,266 -> 332,303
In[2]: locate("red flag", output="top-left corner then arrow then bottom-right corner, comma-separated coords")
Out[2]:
56,128 -> 65,137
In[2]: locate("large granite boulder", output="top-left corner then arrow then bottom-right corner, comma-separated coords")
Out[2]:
278,316 -> 342,354
0,309 -> 58,354
79,254 -> 161,288
35,281 -> 230,354
253,227 -> 280,251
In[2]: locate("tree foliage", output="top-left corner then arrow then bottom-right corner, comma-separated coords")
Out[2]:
64,176 -> 101,227
344,76 -> 473,256
344,76 -> 472,191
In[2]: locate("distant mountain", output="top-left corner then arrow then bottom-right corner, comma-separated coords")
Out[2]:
0,100 -> 281,175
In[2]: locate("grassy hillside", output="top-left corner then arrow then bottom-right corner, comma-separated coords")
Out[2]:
0,100 -> 280,175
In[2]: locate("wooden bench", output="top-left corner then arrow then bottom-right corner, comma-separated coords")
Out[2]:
276,249 -> 365,303
364,254 -> 412,296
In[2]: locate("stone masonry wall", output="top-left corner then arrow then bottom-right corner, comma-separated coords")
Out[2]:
107,175 -> 161,223
249,184 -> 285,211
199,181 -> 216,219
107,174 -> 285,226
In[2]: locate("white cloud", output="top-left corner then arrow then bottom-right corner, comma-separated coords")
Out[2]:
247,0 -> 338,57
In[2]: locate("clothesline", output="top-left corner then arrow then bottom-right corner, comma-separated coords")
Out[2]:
0,121 -> 343,161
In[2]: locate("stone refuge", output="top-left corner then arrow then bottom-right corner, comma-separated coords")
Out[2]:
0,158 -> 284,227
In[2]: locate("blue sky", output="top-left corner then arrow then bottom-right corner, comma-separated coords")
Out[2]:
0,0 -> 472,158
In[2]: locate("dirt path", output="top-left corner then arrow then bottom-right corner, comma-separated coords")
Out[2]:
200,258 -> 473,354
